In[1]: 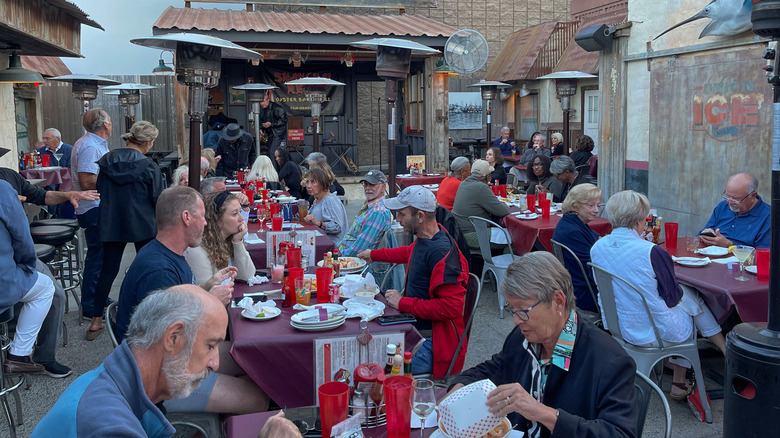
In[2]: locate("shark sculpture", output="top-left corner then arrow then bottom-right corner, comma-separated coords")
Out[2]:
654,0 -> 753,40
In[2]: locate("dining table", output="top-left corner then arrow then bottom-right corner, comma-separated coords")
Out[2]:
229,281 -> 423,409
21,166 -> 73,191
503,204 -> 612,255
395,174 -> 446,191
660,237 -> 768,324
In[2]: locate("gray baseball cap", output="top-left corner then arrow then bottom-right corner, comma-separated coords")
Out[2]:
360,170 -> 387,184
384,186 -> 437,212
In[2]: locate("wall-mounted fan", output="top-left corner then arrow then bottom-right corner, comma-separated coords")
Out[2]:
443,29 -> 489,75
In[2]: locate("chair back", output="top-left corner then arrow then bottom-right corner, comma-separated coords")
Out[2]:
588,263 -> 666,348
444,273 -> 481,378
378,263 -> 406,295
106,301 -> 119,348
635,371 -> 672,438
468,216 -> 514,266
506,171 -> 516,187
550,239 -> 599,313
368,229 -> 405,291
575,164 -> 591,175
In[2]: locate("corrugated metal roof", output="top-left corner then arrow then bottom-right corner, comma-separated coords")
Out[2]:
52,0 -> 103,30
554,6 -> 628,74
20,56 -> 71,77
153,7 -> 457,38
486,22 -> 578,82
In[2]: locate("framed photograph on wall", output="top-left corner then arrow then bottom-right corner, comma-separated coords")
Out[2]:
449,91 -> 482,130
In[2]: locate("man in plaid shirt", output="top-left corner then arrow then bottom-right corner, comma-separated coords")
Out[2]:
338,170 -> 392,256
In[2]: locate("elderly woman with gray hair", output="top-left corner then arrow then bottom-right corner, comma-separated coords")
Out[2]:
438,156 -> 471,211
449,252 -> 638,438
548,156 -> 588,203
452,159 -> 509,253
591,190 -> 726,400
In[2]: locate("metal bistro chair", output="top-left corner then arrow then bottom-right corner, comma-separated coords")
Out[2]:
106,301 -> 119,349
635,370 -> 672,438
441,273 -> 481,381
468,216 -> 519,318
550,239 -> 600,323
588,263 -> 712,423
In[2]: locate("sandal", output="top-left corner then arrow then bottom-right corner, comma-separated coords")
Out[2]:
670,381 -> 694,401
85,326 -> 105,341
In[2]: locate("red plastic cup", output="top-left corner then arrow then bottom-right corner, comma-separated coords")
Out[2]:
756,248 -> 770,282
499,185 -> 507,197
540,199 -> 551,219
384,376 -> 413,438
41,154 -> 50,167
237,171 -> 245,184
664,222 -> 679,249
270,202 -> 281,216
287,247 -> 301,268
316,267 -> 333,303
526,194 -> 536,211
261,189 -> 269,201
538,191 -> 547,202
271,214 -> 283,231
318,381 -> 349,438
257,179 -> 264,189
245,189 -> 255,203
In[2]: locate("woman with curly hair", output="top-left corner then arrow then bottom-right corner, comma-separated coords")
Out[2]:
184,191 -> 256,285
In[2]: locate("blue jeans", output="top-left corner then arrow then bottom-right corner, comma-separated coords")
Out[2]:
77,207 -> 102,317
411,338 -> 433,375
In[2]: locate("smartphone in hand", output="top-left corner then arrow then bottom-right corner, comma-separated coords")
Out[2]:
699,231 -> 716,238
376,313 -> 417,325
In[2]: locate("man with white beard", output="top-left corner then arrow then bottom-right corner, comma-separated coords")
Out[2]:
32,285 -> 301,437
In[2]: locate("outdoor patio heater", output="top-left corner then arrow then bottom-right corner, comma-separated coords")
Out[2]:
282,78 -> 345,154
233,83 -> 278,158
49,74 -> 121,113
537,71 -> 596,153
468,80 -> 510,151
130,33 -> 261,191
351,38 -> 439,196
103,83 -> 157,133
719,3 -> 780,436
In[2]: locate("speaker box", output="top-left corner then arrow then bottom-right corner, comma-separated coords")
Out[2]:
575,24 -> 613,52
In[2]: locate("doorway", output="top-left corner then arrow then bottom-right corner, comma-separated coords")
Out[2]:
583,89 -> 599,154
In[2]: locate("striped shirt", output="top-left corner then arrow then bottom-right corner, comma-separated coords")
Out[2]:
337,197 -> 392,257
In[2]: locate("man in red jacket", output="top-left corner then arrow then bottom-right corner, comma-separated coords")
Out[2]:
358,186 -> 469,378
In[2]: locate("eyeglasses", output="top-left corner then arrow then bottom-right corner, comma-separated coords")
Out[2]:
504,299 -> 543,321
721,190 -> 754,204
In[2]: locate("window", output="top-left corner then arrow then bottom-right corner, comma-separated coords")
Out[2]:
405,71 -> 424,132
517,94 -> 538,142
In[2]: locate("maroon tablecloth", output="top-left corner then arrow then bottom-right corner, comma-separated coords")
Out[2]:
661,237 -> 768,323
21,167 -> 73,191
245,221 -> 335,268
229,282 -> 423,408
504,208 -> 612,255
395,174 -> 446,191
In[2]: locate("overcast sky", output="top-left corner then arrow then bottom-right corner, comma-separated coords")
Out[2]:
63,1 -> 246,75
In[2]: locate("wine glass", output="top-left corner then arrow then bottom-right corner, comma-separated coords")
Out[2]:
257,205 -> 268,230
732,245 -> 754,281
411,378 -> 436,437
52,152 -> 63,167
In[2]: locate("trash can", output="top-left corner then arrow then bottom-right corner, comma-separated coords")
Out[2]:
723,322 -> 780,438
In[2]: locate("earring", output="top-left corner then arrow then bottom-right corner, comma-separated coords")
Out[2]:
559,311 -> 563,317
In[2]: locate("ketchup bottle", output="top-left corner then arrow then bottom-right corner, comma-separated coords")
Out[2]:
282,270 -> 292,307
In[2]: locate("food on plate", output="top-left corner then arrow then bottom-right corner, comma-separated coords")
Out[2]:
337,257 -> 362,269
439,417 -> 511,438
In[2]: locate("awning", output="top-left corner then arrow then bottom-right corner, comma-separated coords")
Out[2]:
153,7 -> 457,49
20,56 -> 71,78
486,21 -> 577,82
554,8 -> 628,74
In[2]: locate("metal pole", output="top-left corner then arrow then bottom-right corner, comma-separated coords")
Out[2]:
387,79 -> 398,197
768,48 -> 780,331
313,117 -> 320,153
486,100 -> 492,152
188,116 -> 202,192
563,108 -> 571,155
254,113 -> 261,158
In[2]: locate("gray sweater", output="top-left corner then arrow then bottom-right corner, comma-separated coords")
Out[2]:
310,193 -> 349,244
451,176 -> 509,234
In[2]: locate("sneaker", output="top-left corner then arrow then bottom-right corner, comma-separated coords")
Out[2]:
4,354 -> 45,374
40,361 -> 73,379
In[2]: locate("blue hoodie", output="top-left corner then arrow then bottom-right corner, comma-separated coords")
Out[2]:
0,180 -> 37,308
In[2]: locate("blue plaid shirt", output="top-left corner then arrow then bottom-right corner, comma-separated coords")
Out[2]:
338,197 -> 392,257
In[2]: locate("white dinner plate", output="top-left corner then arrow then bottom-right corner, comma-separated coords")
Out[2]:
695,246 -> 729,256
240,306 -> 281,321
514,213 -> 539,220
316,257 -> 366,273
291,316 -> 345,327
674,257 -> 710,267
290,319 -> 345,331
745,265 -> 758,274
343,298 -> 386,312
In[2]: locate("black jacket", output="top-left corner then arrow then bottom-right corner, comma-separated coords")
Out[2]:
215,133 -> 257,177
450,317 -> 637,438
97,148 -> 165,242
258,101 -> 288,141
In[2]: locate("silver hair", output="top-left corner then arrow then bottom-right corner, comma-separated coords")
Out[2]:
550,156 -> 576,176
501,126 -> 510,132
125,288 -> 204,351
604,190 -> 650,229
533,133 -> 546,141
200,156 -> 210,171
200,177 -> 227,197
44,128 -> 61,139
171,165 -> 188,188
500,252 -> 576,312
156,186 -> 202,229
551,132 -> 563,143
82,108 -> 110,133
449,156 -> 470,177
562,183 -> 601,214
305,152 -> 327,165
746,174 -> 759,193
